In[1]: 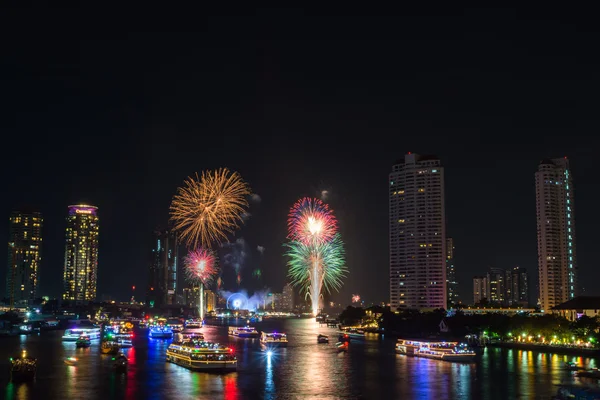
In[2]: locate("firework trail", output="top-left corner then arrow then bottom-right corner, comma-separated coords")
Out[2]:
184,248 -> 219,286
288,198 -> 338,246
170,168 -> 251,249
285,197 -> 346,316
222,238 -> 247,286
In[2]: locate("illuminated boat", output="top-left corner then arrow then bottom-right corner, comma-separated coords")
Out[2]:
76,335 -> 91,348
396,339 -> 477,362
166,318 -> 184,333
179,332 -> 205,341
166,339 -> 236,372
340,328 -> 365,338
260,332 -> 288,348
10,351 -> 37,382
101,341 -> 120,355
336,341 -> 348,352
62,326 -> 101,341
185,319 -> 202,329
149,326 -> 173,339
228,326 -> 259,338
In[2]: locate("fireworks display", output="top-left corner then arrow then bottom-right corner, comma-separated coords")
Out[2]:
352,294 -> 361,303
184,248 -> 219,286
288,198 -> 338,245
285,198 -> 347,316
170,168 -> 251,249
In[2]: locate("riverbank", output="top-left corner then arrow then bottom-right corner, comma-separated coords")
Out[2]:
489,341 -> 600,357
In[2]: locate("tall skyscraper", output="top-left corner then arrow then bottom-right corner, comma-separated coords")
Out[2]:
536,158 -> 577,312
389,153 -> 446,311
487,267 -> 506,304
510,266 -> 529,307
147,228 -> 178,307
473,276 -> 488,304
446,237 -> 458,307
63,205 -> 99,302
282,283 -> 294,312
204,289 -> 216,313
6,211 -> 43,307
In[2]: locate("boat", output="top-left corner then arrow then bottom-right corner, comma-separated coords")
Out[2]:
260,332 -> 288,348
181,332 -> 205,341
112,353 -> 128,373
552,384 -> 600,399
166,339 -> 237,372
396,339 -> 477,362
336,341 -> 348,352
166,318 -> 184,333
185,319 -> 202,329
76,335 -> 91,348
10,351 -> 37,382
101,341 -> 120,355
228,326 -> 259,338
576,368 -> 600,379
564,361 -> 585,371
64,357 -> 78,366
341,328 -> 366,338
318,334 -> 329,344
149,326 -> 174,339
62,326 -> 101,341
338,333 -> 350,343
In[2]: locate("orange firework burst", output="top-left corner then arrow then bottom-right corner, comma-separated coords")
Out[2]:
170,168 -> 251,248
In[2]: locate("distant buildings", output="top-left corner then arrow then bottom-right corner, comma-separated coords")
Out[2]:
536,157 -> 577,313
472,266 -> 529,307
205,289 -> 216,313
6,211 -> 43,307
147,229 -> 178,307
389,153 -> 446,310
183,287 -> 199,309
446,237 -> 458,307
282,283 -> 294,312
63,205 -> 99,303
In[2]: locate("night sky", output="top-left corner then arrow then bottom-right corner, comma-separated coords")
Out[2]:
2,8 -> 599,305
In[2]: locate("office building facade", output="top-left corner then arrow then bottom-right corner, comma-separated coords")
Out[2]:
446,237 -> 458,307
63,205 -> 99,302
473,276 -> 488,304
6,211 -> 43,307
390,153 -> 446,310
147,228 -> 178,307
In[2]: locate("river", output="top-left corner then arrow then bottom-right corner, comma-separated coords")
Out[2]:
1,318 -> 598,399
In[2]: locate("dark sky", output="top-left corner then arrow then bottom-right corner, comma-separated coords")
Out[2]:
1,8 -> 599,305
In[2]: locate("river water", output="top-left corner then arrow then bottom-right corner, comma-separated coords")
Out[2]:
1,318 -> 599,399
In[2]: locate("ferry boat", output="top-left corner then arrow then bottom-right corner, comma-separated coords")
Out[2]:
62,326 -> 101,341
396,339 -> 477,362
185,319 -> 202,329
260,332 -> 288,348
76,335 -> 91,348
149,326 -> 174,339
228,326 -> 259,338
166,339 -> 237,372
10,351 -> 37,382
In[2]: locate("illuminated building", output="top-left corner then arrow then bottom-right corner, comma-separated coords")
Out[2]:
282,283 -> 294,312
63,205 -> 99,302
446,237 -> 458,307
389,153 -> 446,310
487,267 -> 505,304
205,289 -> 216,312
473,276 -> 488,304
147,229 -> 179,307
6,211 -> 43,307
509,266 -> 529,307
183,287 -> 200,308
536,157 -> 577,312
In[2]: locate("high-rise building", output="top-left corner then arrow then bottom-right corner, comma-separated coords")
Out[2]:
63,205 -> 99,303
390,153 -> 446,310
536,158 -> 577,312
473,276 -> 488,304
205,289 -> 216,312
183,287 -> 200,308
282,283 -> 294,312
446,237 -> 458,307
6,211 -> 43,307
147,229 -> 179,307
510,266 -> 529,307
487,267 -> 505,304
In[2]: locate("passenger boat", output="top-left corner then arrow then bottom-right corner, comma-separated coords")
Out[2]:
62,326 -> 101,341
149,326 -> 174,339
396,339 -> 477,362
166,339 -> 237,372
318,334 -> 329,344
101,341 -> 120,355
64,357 -> 78,366
341,328 -> 365,338
10,351 -> 37,382
180,332 -> 205,341
185,319 -> 202,329
166,318 -> 184,333
260,332 -> 288,348
228,326 -> 259,338
76,335 -> 91,348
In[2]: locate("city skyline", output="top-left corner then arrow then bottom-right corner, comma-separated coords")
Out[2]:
2,10 -> 600,304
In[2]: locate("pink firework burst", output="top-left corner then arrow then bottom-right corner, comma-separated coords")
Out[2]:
287,198 -> 338,245
184,248 -> 219,285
